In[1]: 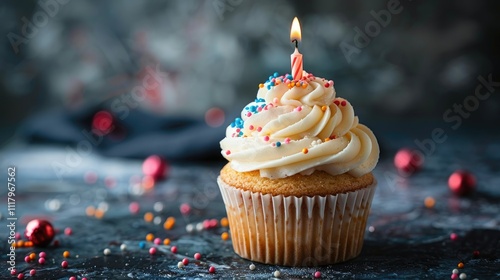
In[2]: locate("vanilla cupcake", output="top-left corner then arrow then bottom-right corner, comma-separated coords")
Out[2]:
218,71 -> 379,266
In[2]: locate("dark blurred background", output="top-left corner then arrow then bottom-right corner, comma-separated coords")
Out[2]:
1,0 -> 499,151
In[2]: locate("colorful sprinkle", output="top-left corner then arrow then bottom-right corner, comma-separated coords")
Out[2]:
334,100 -> 340,106
257,127 -> 262,132
177,261 -> 185,268
139,241 -> 146,249
274,270 -> 281,278
64,227 -> 72,235
321,105 -> 327,112
154,238 -> 161,245
120,244 -> 127,251
264,136 -> 270,142
284,138 -> 291,144
146,233 -> 154,242
163,238 -> 171,245
276,142 -> 281,147
225,150 -> 231,155
182,258 -> 189,265
302,148 -> 309,154
29,269 -> 36,276
457,262 -> 464,268
450,233 -> 458,241
221,232 -> 230,240
144,212 -> 154,223
259,83 -> 264,88
180,203 -> 191,215
17,273 -> 24,279
29,252 -> 36,260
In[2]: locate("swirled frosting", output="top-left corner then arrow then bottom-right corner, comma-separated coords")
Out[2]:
220,71 -> 379,179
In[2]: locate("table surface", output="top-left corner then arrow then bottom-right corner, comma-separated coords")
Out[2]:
0,128 -> 499,279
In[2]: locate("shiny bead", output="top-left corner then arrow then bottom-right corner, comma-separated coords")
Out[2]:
302,148 -> 308,154
142,155 -> 168,180
61,260 -> 68,268
149,247 -> 157,255
274,270 -> 281,278
25,219 -> 55,247
103,248 -> 111,255
448,170 -> 476,196
182,258 -> 189,265
163,217 -> 176,230
29,252 -> 36,260
220,217 -> 229,227
249,264 -> 256,270
171,246 -> 178,253
144,212 -> 154,223
314,271 -> 321,278
63,251 -> 70,258
194,252 -> 201,260
394,148 -> 423,174
209,266 -> 216,273
146,233 -> 154,242
221,232 -> 230,241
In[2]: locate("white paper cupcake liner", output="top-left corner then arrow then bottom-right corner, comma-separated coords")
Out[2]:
218,176 -> 376,266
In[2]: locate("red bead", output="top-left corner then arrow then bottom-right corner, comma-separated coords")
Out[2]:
24,256 -> 31,263
450,233 -> 458,241
314,271 -> 322,278
448,170 -> 476,196
394,148 -> 423,174
61,260 -> 68,268
182,258 -> 189,265
25,219 -> 55,247
209,266 -> 216,273
69,276 -> 77,280
64,227 -> 72,235
17,273 -> 24,280
11,269 -> 17,275
340,100 -> 346,106
171,246 -> 178,253
142,155 -> 169,180
194,252 -> 201,260
92,110 -> 114,135
30,269 -> 36,276
39,257 -> 46,265
149,247 -> 157,255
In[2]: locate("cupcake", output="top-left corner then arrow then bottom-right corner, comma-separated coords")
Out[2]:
218,71 -> 379,266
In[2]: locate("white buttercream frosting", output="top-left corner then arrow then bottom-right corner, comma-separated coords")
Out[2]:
221,71 -> 379,179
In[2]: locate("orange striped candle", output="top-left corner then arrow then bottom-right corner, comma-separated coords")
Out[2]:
290,17 -> 303,80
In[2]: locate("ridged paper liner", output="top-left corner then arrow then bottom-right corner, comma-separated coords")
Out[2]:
218,176 -> 376,266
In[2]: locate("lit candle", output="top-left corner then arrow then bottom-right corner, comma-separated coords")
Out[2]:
290,17 -> 303,80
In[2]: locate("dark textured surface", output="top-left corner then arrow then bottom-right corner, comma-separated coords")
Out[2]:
0,127 -> 499,279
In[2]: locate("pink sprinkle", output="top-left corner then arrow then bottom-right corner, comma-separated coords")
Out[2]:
194,252 -> 202,260
249,125 -> 254,130
209,266 -> 216,274
225,150 -> 231,155
30,269 -> 36,276
180,203 -> 191,215
314,271 -> 321,278
38,258 -> 46,265
39,252 -> 46,258
154,238 -> 161,245
182,258 -> 189,265
246,112 -> 252,117
257,127 -> 262,132
272,143 -> 276,147
324,83 -> 330,88
257,107 -> 262,112
149,247 -> 157,255
273,97 -> 279,104
236,128 -> 241,133
329,80 -> 334,86
17,273 -> 24,280
268,103 -> 274,108
263,136 -> 270,142
296,106 -> 302,112
450,233 -> 458,241
171,246 -> 178,253
129,202 -> 140,214
64,227 -> 72,235
61,260 -> 68,268
284,138 -> 291,144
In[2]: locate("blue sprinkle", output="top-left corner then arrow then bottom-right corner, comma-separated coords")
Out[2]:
230,122 -> 235,128
269,76 -> 273,81
287,74 -> 293,80
139,241 -> 146,249
267,85 -> 271,90
276,142 -> 281,147
273,72 -> 279,77
270,82 -> 275,86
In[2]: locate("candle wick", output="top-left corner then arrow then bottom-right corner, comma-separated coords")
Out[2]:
292,39 -> 298,49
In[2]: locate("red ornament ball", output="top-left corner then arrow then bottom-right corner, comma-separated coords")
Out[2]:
448,170 -> 476,196
142,155 -> 168,180
92,110 -> 114,135
25,219 -> 55,247
394,148 -> 423,174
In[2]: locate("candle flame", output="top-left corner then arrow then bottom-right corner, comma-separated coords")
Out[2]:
290,17 -> 301,42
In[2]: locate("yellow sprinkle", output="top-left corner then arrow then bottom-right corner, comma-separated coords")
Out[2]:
164,216 -> 176,230
275,80 -> 281,85
220,217 -> 229,227
290,82 -> 295,87
163,238 -> 171,245
295,82 -> 301,87
302,148 -> 309,154
146,233 -> 154,242
259,83 -> 264,88
321,105 -> 327,112
221,232 -> 230,241
144,212 -> 154,223
324,138 -> 330,142
86,206 -> 95,217
63,251 -> 70,258
424,197 -> 435,209
302,83 -> 307,88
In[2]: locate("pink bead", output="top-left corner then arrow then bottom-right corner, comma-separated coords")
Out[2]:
249,125 -> 254,130
209,219 -> 218,228
257,127 -> 262,132
154,238 -> 161,245
39,252 -> 46,258
30,269 -> 36,276
263,136 -> 270,142
182,258 -> 189,265
194,253 -> 201,260
273,97 -> 278,104
61,260 -> 68,268
84,171 -> 98,184
149,247 -> 157,255
24,256 -> 31,263
17,273 -> 24,280
329,80 -> 334,86
180,204 -> 191,216
394,148 -> 423,174
64,227 -> 72,235
450,233 -> 458,241
314,271 -> 321,278
69,277 -> 77,280
246,112 -> 252,117
129,202 -> 140,214
284,138 -> 290,144
39,257 -> 46,265
171,246 -> 178,253
209,266 -> 216,273
451,273 -> 458,280
15,232 -> 21,240
142,155 -> 169,180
